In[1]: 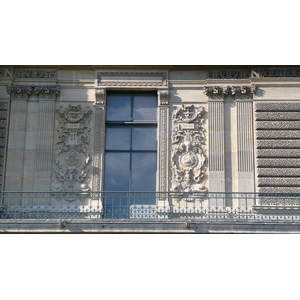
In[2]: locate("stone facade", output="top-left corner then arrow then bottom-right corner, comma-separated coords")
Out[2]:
1,66 -> 300,229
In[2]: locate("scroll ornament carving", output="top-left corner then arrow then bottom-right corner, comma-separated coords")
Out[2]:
171,105 -> 207,194
6,85 -> 33,97
52,105 -> 92,195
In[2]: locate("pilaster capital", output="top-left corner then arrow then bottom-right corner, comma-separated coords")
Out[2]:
34,85 -> 60,99
6,85 -> 33,99
231,85 -> 256,100
204,86 -> 227,100
158,89 -> 169,106
204,85 -> 256,100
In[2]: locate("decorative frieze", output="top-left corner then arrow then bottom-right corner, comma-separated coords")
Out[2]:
171,105 -> 207,193
13,69 -> 56,79
97,71 -> 168,87
208,70 -> 250,79
0,68 -> 13,78
251,68 -> 300,78
52,105 -> 92,195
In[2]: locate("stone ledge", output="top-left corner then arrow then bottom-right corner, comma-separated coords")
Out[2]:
256,130 -> 300,139
257,140 -> 300,149
0,219 -> 300,233
255,102 -> 300,111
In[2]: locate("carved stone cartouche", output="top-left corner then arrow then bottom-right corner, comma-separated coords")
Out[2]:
171,105 -> 207,195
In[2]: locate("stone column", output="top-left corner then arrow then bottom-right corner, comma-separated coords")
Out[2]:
157,89 -> 169,210
5,86 -> 32,201
233,86 -> 256,206
33,86 -> 60,191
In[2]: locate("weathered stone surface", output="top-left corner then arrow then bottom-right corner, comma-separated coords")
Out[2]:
256,130 -> 300,139
256,140 -> 300,149
256,112 -> 300,120
257,149 -> 300,158
255,102 -> 300,111
258,177 -> 300,186
258,187 -> 300,193
256,121 -> 300,130
257,158 -> 300,167
257,168 -> 300,177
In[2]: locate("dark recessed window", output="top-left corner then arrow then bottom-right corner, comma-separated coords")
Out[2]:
103,91 -> 157,216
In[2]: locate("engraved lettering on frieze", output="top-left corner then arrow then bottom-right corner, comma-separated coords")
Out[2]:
52,105 -> 92,195
13,70 -> 57,79
171,105 -> 207,195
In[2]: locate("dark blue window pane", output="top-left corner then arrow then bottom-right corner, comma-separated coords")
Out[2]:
105,127 -> 131,150
106,94 -> 131,121
131,152 -> 157,194
104,152 -> 130,191
132,127 -> 156,150
133,95 -> 157,121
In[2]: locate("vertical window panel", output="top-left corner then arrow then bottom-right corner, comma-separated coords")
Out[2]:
106,94 -> 131,121
132,127 -> 157,150
133,95 -> 157,121
105,127 -> 131,150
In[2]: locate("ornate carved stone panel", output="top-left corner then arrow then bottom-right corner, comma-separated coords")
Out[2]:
52,105 -> 92,194
171,105 -> 207,193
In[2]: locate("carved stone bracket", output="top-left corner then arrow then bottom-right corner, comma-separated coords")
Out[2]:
158,90 -> 169,106
52,105 -> 92,195
204,86 -> 256,100
171,105 -> 207,194
95,88 -> 106,106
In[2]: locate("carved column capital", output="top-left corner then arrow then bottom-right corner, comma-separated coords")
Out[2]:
95,88 -> 106,106
34,85 -> 60,99
231,85 -> 256,100
204,86 -> 227,100
158,89 -> 169,106
6,85 -> 33,99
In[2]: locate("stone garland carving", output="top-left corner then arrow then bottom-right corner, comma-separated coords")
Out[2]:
13,70 -> 56,79
52,105 -> 92,194
208,70 -> 250,79
171,105 -> 207,194
97,72 -> 168,86
204,86 -> 256,100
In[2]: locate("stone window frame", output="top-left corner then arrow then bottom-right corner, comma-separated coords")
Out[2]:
93,70 -> 169,194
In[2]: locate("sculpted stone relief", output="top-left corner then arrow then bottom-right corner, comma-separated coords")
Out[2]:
171,105 -> 207,194
52,105 -> 92,194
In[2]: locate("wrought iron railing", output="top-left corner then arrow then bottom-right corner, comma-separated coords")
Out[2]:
1,191 -> 300,221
